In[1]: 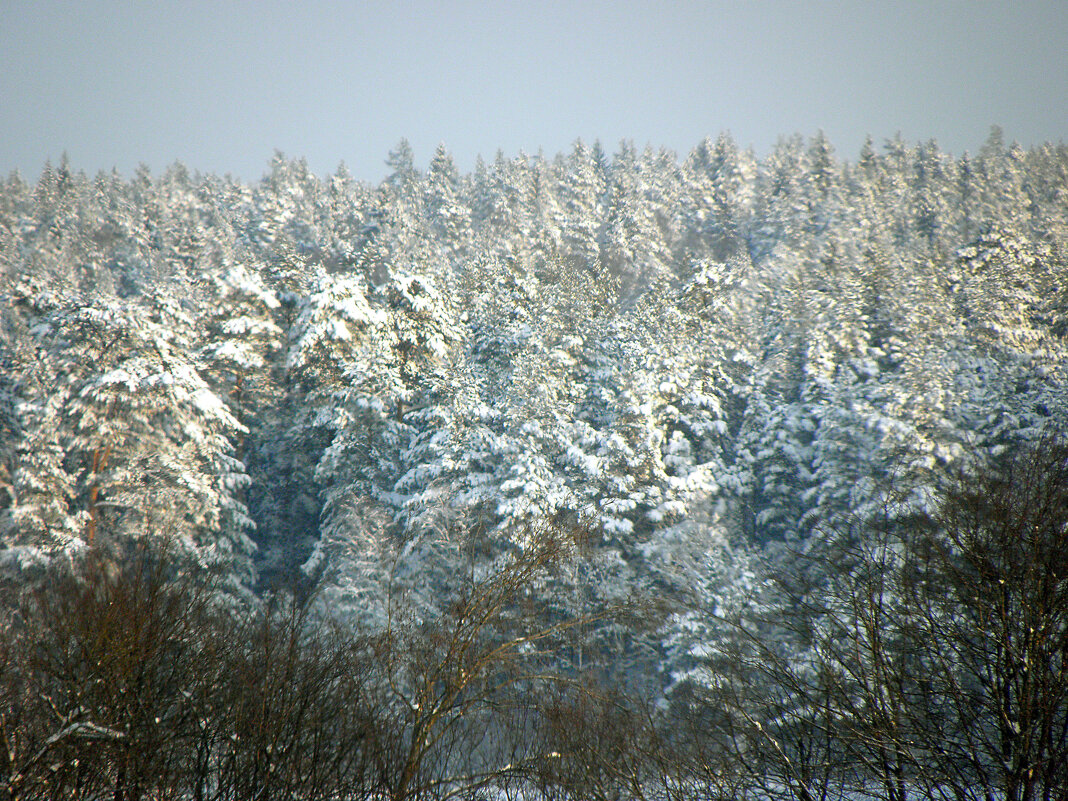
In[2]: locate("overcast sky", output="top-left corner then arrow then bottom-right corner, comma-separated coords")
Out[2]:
2,1 -> 1066,184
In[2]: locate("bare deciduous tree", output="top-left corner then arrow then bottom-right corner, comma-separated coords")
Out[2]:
362,526 -> 622,801
692,435 -> 1068,801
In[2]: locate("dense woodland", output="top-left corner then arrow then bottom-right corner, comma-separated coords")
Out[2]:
1,129 -> 1067,800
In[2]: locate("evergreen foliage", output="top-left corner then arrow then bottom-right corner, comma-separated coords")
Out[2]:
1,132 -> 1066,729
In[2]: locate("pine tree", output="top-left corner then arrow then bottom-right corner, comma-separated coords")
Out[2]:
424,143 -> 471,257
3,292 -> 255,586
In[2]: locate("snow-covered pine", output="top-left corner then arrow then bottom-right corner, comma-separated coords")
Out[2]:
2,290 -> 255,586
0,133 -> 1066,688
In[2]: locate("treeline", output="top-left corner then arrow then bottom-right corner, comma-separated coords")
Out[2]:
1,130 -> 1067,796
1,130 -> 1064,587
2,438 -> 1066,801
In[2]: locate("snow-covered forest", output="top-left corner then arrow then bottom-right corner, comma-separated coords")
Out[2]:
1,129 -> 1067,801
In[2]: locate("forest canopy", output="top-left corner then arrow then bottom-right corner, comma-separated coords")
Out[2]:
0,126 -> 1065,656
1,129 -> 1067,800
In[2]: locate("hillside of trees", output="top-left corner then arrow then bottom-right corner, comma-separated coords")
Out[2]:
1,129 -> 1067,800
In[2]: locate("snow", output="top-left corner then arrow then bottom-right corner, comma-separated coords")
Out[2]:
4,139 -> 1067,766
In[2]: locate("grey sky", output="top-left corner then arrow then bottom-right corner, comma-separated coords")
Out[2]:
2,0 -> 1066,183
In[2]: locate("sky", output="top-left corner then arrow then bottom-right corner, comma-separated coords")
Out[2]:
2,1 -> 1067,184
